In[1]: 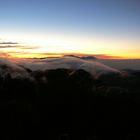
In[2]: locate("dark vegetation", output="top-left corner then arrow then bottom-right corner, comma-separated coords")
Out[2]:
0,68 -> 140,140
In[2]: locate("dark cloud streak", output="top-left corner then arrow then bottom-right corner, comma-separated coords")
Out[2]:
0,42 -> 18,44
0,45 -> 38,49
0,45 -> 20,48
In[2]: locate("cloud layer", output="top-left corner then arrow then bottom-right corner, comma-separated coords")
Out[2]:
0,56 -> 121,79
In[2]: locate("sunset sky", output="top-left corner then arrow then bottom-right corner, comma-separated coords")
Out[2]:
0,0 -> 140,59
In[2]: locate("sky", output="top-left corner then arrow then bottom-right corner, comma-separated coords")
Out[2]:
0,0 -> 140,59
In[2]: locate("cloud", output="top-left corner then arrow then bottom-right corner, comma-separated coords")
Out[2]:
0,42 -> 18,44
0,53 -> 11,57
100,59 -> 140,70
19,46 -> 39,49
0,44 -> 38,50
18,56 -> 121,78
94,54 -> 123,59
0,58 -> 30,79
0,55 -> 125,80
0,45 -> 20,48
0,41 -> 20,49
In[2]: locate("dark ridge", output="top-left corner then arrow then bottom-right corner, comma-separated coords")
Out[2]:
0,68 -> 140,139
81,56 -> 97,60
64,55 -> 97,60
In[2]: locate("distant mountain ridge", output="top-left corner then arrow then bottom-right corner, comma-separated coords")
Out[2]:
64,55 -> 97,60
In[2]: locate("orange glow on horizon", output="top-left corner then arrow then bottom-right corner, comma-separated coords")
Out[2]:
0,32 -> 140,59
0,51 -> 140,60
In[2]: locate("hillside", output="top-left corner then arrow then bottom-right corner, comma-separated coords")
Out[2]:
0,57 -> 140,139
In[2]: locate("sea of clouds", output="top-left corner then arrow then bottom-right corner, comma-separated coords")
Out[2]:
0,56 -> 122,79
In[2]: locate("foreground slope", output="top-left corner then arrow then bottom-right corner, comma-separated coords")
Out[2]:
0,56 -> 140,139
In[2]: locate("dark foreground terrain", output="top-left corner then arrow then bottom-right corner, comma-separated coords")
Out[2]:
0,68 -> 140,140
